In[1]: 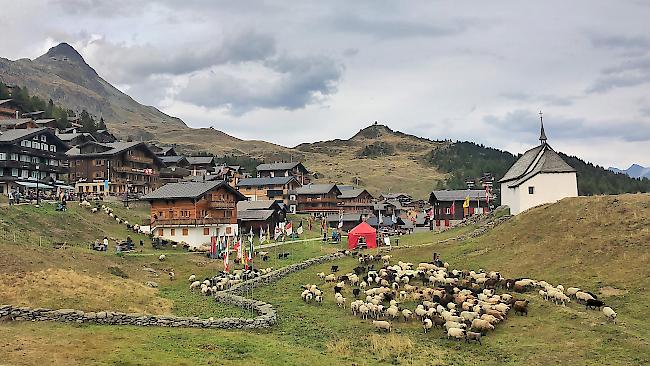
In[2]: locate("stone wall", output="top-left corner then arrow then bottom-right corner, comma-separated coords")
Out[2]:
0,252 -> 346,329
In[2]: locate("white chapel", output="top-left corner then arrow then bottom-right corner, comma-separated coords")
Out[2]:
498,114 -> 578,215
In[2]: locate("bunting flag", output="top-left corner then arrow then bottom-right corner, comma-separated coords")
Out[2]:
391,213 -> 397,224
266,224 -> 271,242
296,221 -> 304,235
285,221 -> 293,235
210,236 -> 217,259
463,195 -> 471,208
259,227 -> 265,244
450,201 -> 456,217
223,240 -> 230,272
274,225 -> 282,240
234,238 -> 242,260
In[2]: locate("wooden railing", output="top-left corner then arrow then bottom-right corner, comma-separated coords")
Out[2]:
126,155 -> 154,164
152,218 -> 233,226
208,201 -> 236,209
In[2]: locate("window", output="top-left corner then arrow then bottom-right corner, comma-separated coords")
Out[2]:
50,145 -> 56,152
40,135 -> 46,142
170,228 -> 176,236
32,156 -> 39,164
31,171 -> 39,179
158,229 -> 164,236
21,140 -> 30,148
21,170 -> 29,178
0,153 -> 5,160
528,186 -> 535,195
182,228 -> 189,236
445,207 -> 451,215
203,228 -> 210,235
11,168 -> 18,177
10,153 -> 18,161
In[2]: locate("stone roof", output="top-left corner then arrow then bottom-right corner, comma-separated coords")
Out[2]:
237,209 -> 275,221
256,162 -> 306,172
236,176 -> 297,187
430,190 -> 491,202
296,183 -> 339,195
237,200 -> 280,211
142,180 -> 244,200
499,144 -> 576,187
326,213 -> 364,222
186,156 -> 215,165
337,188 -> 371,199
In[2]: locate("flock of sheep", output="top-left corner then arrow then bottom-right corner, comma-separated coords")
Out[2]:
301,253 -> 618,343
188,268 -> 274,296
79,201 -> 145,234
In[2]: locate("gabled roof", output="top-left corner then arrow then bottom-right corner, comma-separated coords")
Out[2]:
429,190 -> 491,202
256,161 -> 308,173
499,144 -> 576,187
326,213 -> 364,222
57,132 -> 96,142
237,200 -> 282,211
142,180 -> 246,200
236,176 -> 298,187
33,118 -> 56,124
338,188 -> 373,199
0,118 -> 34,127
186,156 -> 215,165
380,192 -> 411,200
237,209 -> 275,221
296,183 -> 340,195
366,215 -> 406,227
160,155 -> 188,165
0,127 -> 67,148
0,99 -> 13,106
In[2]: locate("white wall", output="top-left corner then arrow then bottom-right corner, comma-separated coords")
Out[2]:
503,172 -> 577,215
154,224 -> 239,249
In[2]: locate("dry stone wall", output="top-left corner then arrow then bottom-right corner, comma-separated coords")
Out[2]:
0,253 -> 346,329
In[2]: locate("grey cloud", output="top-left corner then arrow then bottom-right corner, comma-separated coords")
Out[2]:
588,56 -> 650,93
343,48 -> 359,57
330,14 -> 473,39
589,33 -> 650,52
82,31 -> 275,82
177,55 -> 344,114
500,92 -> 575,106
484,109 -> 650,143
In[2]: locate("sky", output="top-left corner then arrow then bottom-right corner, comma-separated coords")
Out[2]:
1,0 -> 650,169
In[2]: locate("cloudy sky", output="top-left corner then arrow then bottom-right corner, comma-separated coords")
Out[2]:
2,0 -> 650,169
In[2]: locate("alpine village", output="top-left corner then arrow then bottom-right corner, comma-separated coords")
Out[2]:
0,4 -> 649,366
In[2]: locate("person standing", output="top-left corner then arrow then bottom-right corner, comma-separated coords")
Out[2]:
8,190 -> 14,206
103,237 -> 109,252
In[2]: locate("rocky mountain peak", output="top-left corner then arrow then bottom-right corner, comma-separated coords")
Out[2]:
38,42 -> 86,64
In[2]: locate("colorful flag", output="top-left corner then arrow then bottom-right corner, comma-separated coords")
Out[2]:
223,240 -> 230,272
450,201 -> 455,217
274,225 -> 282,240
463,195 -> 471,208
234,238 -> 242,260
266,224 -> 270,242
210,236 -> 217,258
296,221 -> 304,235
285,221 -> 293,235
259,227 -> 265,244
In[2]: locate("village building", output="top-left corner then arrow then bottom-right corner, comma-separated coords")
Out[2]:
296,183 -> 342,214
0,128 -> 68,194
92,130 -> 117,143
159,156 -> 191,185
326,212 -> 366,231
142,180 -> 246,249
186,156 -> 217,176
499,116 -> 577,215
256,162 -> 310,185
366,214 -> 406,231
56,132 -> 97,147
0,99 -> 21,119
215,164 -> 244,186
236,176 -> 301,213
379,192 -> 412,203
67,141 -> 163,195
0,118 -> 38,131
337,188 -> 374,213
428,190 -> 492,227
237,200 -> 286,233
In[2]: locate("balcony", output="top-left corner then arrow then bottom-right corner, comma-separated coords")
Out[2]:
112,166 -> 133,173
126,155 -> 154,164
208,201 -> 236,209
152,218 -> 234,227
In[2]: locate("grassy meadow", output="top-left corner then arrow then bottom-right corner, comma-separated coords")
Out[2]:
0,195 -> 648,365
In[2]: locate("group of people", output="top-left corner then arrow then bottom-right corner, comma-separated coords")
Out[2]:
91,236 -> 145,252
6,189 -> 74,206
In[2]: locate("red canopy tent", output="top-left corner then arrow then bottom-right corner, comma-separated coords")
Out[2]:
348,221 -> 377,250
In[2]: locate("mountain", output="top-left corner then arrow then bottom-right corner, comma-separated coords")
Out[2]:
0,43 -> 287,157
609,164 -> 650,179
2,43 -> 649,199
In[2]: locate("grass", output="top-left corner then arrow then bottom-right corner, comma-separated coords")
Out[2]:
0,194 -> 649,365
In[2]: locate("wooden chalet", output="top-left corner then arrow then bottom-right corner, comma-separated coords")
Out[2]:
186,156 -> 217,176
296,183 -> 342,214
236,176 -> 301,213
428,190 -> 492,226
256,162 -> 310,184
92,130 -> 117,143
142,180 -> 247,249
337,188 -> 374,213
237,200 -> 286,232
0,118 -> 38,131
0,99 -> 21,119
56,132 -> 97,147
67,141 -> 163,195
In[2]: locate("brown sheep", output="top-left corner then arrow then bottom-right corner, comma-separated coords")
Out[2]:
513,300 -> 529,316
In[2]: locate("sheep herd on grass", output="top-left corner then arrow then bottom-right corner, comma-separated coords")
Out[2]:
302,253 -> 619,344
79,201 -> 144,234
188,268 -> 274,296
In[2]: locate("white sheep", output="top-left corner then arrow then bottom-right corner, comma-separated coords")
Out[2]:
603,307 -> 617,323
444,321 -> 466,330
336,296 -> 347,308
422,318 -> 433,333
402,309 -> 413,322
372,320 -> 392,333
447,327 -> 465,340
359,304 -> 370,319
158,254 -> 166,261
189,281 -> 201,290
168,272 -> 175,281
188,274 -> 196,283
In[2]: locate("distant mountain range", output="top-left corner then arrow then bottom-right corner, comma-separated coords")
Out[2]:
609,164 -> 650,179
1,42 -> 649,198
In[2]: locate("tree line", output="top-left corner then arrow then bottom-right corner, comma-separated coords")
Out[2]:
0,82 -> 106,133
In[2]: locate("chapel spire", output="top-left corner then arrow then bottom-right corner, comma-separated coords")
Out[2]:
539,110 -> 547,144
